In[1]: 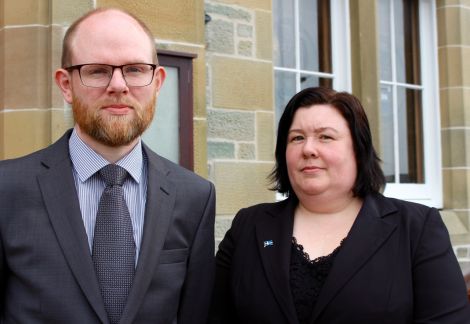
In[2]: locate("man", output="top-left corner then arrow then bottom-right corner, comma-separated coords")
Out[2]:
0,8 -> 215,324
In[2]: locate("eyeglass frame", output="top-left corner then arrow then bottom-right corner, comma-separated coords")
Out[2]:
64,63 -> 158,88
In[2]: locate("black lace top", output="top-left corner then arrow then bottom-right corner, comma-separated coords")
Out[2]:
289,237 -> 344,324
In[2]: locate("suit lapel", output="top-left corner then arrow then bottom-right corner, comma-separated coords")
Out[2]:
37,131 -> 109,324
309,194 -> 397,323
255,198 -> 299,324
120,146 -> 176,324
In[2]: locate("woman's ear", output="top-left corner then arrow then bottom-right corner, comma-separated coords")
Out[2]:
55,69 -> 73,104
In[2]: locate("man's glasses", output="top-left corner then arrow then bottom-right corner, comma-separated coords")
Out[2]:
64,63 -> 157,88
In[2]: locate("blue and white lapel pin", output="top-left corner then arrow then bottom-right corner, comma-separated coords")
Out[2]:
263,240 -> 274,248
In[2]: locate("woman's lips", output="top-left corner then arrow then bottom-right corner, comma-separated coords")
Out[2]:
302,166 -> 323,172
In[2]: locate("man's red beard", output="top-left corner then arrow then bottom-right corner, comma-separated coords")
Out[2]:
72,94 -> 156,147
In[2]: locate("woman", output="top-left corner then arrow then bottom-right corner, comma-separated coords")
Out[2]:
209,87 -> 470,323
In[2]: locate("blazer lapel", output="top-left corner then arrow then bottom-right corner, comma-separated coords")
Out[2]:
255,198 -> 299,324
309,194 -> 397,323
37,131 -> 109,324
120,147 -> 176,324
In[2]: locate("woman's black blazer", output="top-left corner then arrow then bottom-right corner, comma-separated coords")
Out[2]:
210,193 -> 470,324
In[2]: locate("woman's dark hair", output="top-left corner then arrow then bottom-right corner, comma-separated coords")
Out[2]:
269,87 -> 385,198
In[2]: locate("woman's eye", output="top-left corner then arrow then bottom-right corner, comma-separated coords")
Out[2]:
319,134 -> 333,141
290,135 -> 304,142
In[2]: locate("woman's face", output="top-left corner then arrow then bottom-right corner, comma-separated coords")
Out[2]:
286,104 -> 357,200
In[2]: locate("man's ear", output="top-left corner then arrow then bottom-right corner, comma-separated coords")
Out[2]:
154,66 -> 166,96
55,69 -> 73,104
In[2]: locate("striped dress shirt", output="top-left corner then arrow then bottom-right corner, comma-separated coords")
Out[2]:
68,129 -> 147,263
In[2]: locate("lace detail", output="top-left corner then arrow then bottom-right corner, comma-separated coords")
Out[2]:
290,236 -> 345,324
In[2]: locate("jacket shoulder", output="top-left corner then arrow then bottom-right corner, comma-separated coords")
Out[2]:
228,200 -> 288,235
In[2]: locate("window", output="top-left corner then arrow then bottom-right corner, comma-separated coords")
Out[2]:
378,0 -> 441,207
272,0 -> 350,123
142,50 -> 196,170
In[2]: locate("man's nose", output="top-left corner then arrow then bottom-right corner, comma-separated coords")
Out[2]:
106,67 -> 129,93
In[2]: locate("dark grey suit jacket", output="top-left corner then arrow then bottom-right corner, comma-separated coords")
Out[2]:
210,194 -> 470,324
0,130 -> 216,324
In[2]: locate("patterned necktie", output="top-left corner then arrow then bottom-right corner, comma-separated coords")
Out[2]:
92,164 -> 135,324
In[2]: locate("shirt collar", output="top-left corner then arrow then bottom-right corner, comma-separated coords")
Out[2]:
69,128 -> 144,183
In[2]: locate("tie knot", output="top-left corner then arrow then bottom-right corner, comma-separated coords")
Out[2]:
99,164 -> 128,187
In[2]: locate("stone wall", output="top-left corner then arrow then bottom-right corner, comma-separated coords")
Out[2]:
437,0 -> 470,271
204,0 -> 276,244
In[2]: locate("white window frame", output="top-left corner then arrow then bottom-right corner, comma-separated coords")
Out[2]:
381,0 -> 442,208
273,0 -> 351,201
272,0 -> 351,94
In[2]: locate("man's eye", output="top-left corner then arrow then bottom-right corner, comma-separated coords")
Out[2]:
125,66 -> 145,74
85,68 -> 109,76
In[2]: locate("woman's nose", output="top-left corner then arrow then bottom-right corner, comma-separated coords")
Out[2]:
302,137 -> 318,157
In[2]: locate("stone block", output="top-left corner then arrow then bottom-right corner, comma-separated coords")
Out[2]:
4,26 -> 51,109
99,0 -> 205,44
214,161 -> 276,214
194,118 -> 208,178
4,0 -> 50,25
439,87 -> 470,128
437,5 -> 470,47
52,25 -> 66,107
0,113 -> 4,158
237,24 -> 253,37
208,141 -> 235,159
439,46 -> 470,88
51,0 -> 93,25
237,40 -> 252,56
206,19 -> 235,54
2,110 -> 51,159
212,56 -> 273,110
0,29 -> 4,109
455,210 -> 470,230
214,215 -> 235,241
193,50 -> 207,119
255,9 -> 272,60
237,142 -> 255,159
205,2 -> 251,21
256,111 -> 274,161
208,108 -> 254,140
0,2 -> 4,27
443,168 -> 470,209
51,108 -> 74,142
441,209 -> 468,235
213,0 -> 271,11
440,129 -> 470,167
437,0 -> 470,8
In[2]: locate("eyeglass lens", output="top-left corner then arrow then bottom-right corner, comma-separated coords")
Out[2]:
79,64 -> 155,87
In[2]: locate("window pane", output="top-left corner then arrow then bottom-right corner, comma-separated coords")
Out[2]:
392,0 -> 421,84
299,0 -> 319,71
142,66 -> 179,163
300,74 -> 332,89
273,0 -> 295,68
380,84 -> 395,182
397,87 -> 424,183
299,0 -> 332,73
393,0 -> 407,83
379,0 -> 393,81
275,70 -> 296,124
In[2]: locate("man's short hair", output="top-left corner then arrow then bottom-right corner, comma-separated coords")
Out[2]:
61,7 -> 158,67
